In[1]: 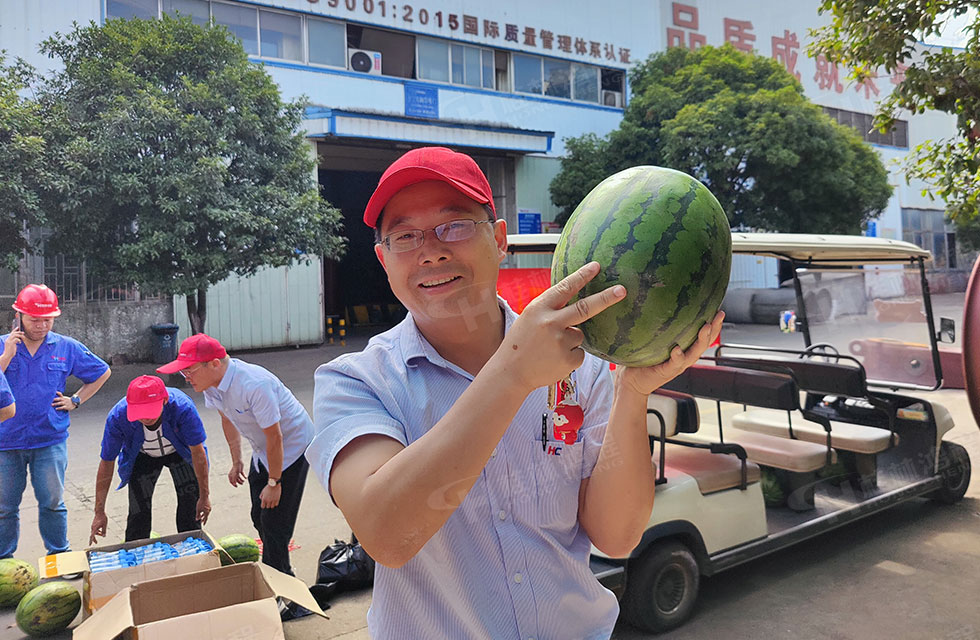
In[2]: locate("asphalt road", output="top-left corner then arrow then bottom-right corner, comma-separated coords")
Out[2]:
2,316 -> 979,640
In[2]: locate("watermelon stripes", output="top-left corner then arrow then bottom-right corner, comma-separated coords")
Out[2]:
552,166 -> 731,366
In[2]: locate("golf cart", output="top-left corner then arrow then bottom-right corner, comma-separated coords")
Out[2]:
501,232 -> 973,633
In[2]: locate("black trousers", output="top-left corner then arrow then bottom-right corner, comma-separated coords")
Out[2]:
248,455 -> 308,576
126,451 -> 200,542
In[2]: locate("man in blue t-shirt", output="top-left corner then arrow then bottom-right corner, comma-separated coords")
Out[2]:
0,370 -> 14,422
90,375 -> 211,543
0,284 -> 111,558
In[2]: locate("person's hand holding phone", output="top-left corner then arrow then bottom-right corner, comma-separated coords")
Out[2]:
3,316 -> 25,360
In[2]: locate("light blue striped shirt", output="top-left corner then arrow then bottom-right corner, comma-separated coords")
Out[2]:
308,299 -> 619,640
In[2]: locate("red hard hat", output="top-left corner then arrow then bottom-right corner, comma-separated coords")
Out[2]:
12,284 -> 62,318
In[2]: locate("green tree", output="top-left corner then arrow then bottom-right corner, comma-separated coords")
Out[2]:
0,55 -> 49,270
35,16 -> 346,332
550,45 -> 892,232
809,1 -> 979,246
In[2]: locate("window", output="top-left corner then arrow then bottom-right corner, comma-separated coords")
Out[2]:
347,24 -> 415,78
212,3 -> 258,55
572,64 -> 598,102
418,38 -> 450,82
259,10 -> 302,61
482,50 -> 494,89
513,54 -> 542,94
419,37 -> 493,88
162,0 -> 209,25
543,59 -> 570,98
308,17 -> 346,68
823,106 -> 908,148
902,207 -> 952,269
107,0 -> 157,19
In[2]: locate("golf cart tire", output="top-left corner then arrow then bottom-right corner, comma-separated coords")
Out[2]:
930,441 -> 971,505
622,540 -> 700,633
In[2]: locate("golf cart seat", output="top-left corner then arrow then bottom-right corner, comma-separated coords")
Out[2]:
651,442 -> 761,495
677,426 -> 834,473
731,410 -> 895,455
662,365 -> 837,474
647,392 -> 760,495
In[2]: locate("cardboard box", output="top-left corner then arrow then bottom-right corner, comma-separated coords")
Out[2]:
72,562 -> 328,640
38,530 -> 222,613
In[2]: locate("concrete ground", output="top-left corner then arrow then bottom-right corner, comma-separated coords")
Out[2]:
2,321 -> 980,639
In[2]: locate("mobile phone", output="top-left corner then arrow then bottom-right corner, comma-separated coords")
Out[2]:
11,315 -> 19,332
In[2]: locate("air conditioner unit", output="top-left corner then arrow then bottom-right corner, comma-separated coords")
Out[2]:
348,48 -> 382,75
602,90 -> 622,108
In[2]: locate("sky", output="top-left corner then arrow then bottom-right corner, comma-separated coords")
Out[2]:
925,6 -> 976,48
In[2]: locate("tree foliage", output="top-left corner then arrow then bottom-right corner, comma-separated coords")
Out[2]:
35,16 -> 345,331
0,55 -> 49,270
550,45 -> 892,233
809,1 -> 980,242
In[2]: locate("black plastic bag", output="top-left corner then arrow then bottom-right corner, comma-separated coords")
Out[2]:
310,534 -> 375,608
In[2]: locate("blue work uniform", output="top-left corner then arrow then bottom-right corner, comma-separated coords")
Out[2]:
0,330 -> 109,557
100,388 -> 208,488
0,371 -> 12,412
0,331 -> 109,450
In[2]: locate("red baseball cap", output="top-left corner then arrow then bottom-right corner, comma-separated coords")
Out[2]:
362,146 -> 496,228
126,375 -> 168,421
156,333 -> 227,374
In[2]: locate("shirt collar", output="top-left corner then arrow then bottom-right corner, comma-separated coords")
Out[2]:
399,295 -> 518,369
217,358 -> 236,392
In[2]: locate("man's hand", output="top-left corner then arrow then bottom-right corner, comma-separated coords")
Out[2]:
90,511 -> 108,545
195,495 -> 212,524
3,330 -> 24,359
618,311 -> 725,396
228,461 -> 245,487
259,484 -> 281,509
499,262 -> 626,392
51,392 -> 75,412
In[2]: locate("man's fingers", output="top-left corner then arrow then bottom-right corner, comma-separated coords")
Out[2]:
555,282 -> 626,327
536,262 -> 601,310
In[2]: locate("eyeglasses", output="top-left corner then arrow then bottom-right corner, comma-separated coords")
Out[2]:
179,362 -> 206,379
379,219 -> 493,253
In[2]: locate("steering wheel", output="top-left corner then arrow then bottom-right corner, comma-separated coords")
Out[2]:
799,342 -> 841,362
963,256 -> 980,429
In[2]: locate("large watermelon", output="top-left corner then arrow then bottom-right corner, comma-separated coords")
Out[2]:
217,534 -> 261,565
15,581 -> 80,637
552,166 -> 731,366
0,558 -> 39,607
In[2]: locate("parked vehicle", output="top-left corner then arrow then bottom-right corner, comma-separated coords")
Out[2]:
502,232 -> 973,633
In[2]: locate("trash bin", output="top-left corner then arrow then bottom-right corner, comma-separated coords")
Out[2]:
150,323 -> 180,364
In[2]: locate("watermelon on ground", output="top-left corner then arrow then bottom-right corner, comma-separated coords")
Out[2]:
552,165 -> 732,366
15,581 -> 80,637
0,558 -> 39,608
217,534 -> 261,565
761,467 -> 787,507
0,558 -> 37,607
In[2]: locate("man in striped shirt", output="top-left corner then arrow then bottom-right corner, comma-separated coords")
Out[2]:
90,375 -> 210,543
308,147 -> 722,638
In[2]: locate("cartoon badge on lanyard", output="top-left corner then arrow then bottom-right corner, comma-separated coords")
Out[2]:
548,374 -> 584,445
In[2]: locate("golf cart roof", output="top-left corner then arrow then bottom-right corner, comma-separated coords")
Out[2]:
506,232 -> 931,265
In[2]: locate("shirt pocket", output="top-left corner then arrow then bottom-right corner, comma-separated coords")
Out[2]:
531,438 -> 585,534
46,362 -> 69,389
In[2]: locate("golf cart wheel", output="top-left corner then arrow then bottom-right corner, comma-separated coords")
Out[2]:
622,540 -> 700,633
931,441 -> 971,504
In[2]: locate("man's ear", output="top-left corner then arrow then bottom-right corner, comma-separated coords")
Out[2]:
493,219 -> 508,264
374,243 -> 388,273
